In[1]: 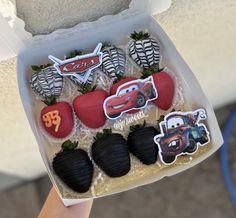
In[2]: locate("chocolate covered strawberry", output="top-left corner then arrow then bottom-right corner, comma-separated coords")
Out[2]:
53,140 -> 94,193
73,86 -> 108,129
91,129 -> 130,177
101,43 -> 126,80
29,64 -> 63,99
129,31 -> 160,70
127,121 -> 159,165
141,67 -> 175,111
41,98 -> 74,138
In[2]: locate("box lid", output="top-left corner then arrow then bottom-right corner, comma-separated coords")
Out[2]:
0,0 -> 171,61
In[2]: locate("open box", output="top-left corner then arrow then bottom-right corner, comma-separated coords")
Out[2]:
0,0 -> 223,206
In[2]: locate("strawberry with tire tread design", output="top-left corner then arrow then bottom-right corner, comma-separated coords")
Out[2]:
129,31 -> 160,70
52,140 -> 94,193
91,129 -> 131,177
101,43 -> 126,80
29,65 -> 63,99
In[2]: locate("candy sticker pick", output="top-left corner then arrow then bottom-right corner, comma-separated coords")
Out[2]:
48,43 -> 103,84
154,109 -> 210,165
104,76 -> 158,119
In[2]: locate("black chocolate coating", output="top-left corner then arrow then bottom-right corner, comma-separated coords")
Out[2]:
91,134 -> 130,178
53,149 -> 94,193
127,127 -> 159,165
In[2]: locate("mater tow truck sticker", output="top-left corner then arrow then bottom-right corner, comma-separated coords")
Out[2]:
48,43 -> 103,83
104,76 -> 158,119
154,109 -> 210,165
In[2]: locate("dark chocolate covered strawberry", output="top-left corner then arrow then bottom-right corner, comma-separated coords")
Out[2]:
91,129 -> 130,177
127,121 -> 159,165
53,140 -> 94,193
73,86 -> 108,129
129,31 -> 160,70
41,97 -> 74,138
141,67 -> 175,111
29,64 -> 63,99
101,43 -> 126,80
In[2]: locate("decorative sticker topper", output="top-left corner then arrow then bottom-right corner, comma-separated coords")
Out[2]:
104,76 -> 158,120
154,109 -> 210,165
48,43 -> 103,83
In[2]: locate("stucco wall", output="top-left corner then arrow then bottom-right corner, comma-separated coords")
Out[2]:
0,0 -> 235,178
0,58 -> 45,178
155,0 -> 236,109
16,0 -> 131,35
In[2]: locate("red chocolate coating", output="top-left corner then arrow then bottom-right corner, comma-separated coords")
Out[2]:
73,90 -> 108,129
41,102 -> 74,138
152,71 -> 175,111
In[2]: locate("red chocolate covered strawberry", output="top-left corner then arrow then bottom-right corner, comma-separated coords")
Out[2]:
73,86 -> 108,129
41,97 -> 74,138
141,67 -> 175,111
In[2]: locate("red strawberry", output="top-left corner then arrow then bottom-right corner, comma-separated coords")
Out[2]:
142,68 -> 175,110
110,76 -> 139,114
73,86 -> 108,129
41,98 -> 74,138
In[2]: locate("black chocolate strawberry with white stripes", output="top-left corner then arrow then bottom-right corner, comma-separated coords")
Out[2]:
129,31 -> 160,70
101,43 -> 126,80
29,64 -> 63,99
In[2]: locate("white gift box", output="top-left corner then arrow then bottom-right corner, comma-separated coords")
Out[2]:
0,0 -> 223,206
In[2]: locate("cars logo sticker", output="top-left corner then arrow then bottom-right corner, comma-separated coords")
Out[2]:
48,43 -> 103,83
154,109 -> 210,165
104,76 -> 158,119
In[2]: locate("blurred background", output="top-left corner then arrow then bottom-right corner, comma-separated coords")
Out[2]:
0,0 -> 236,217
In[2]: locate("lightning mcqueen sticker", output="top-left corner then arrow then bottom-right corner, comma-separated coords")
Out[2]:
104,76 -> 158,119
